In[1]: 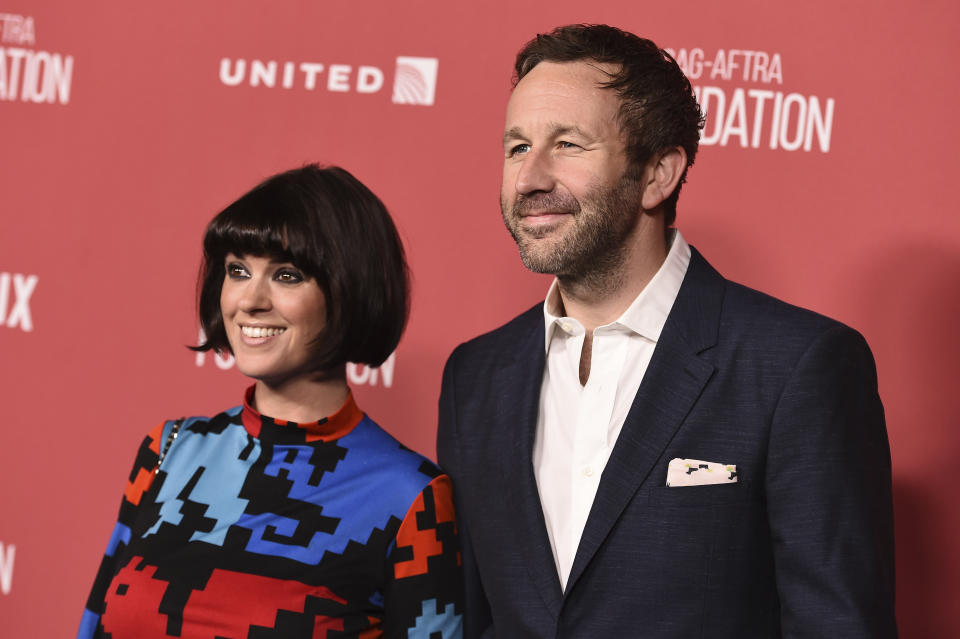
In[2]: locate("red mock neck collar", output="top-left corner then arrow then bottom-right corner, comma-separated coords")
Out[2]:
240,385 -> 364,443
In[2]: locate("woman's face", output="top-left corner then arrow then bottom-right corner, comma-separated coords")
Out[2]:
220,253 -> 327,386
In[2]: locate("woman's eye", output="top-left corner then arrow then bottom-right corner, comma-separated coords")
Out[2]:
226,263 -> 248,278
275,270 -> 303,283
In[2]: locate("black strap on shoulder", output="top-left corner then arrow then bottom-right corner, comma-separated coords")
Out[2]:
155,417 -> 185,475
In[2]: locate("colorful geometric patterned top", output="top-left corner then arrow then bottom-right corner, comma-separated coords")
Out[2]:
78,387 -> 463,638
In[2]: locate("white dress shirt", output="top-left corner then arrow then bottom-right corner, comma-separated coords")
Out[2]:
532,230 -> 691,590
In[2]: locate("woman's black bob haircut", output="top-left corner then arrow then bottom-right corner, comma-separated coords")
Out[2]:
193,164 -> 409,371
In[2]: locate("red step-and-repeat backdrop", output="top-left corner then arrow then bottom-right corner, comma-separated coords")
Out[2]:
2,1 -> 957,635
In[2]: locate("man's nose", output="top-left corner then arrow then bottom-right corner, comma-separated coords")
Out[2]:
515,148 -> 556,195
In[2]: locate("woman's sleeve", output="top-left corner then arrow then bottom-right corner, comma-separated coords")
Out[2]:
384,474 -> 464,638
76,421 -> 167,639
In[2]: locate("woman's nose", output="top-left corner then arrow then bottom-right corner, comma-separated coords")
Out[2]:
238,277 -> 271,313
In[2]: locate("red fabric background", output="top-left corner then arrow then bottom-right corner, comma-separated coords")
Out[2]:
1,2 -> 957,635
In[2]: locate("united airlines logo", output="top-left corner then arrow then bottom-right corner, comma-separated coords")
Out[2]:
219,54 -> 439,107
392,57 -> 438,106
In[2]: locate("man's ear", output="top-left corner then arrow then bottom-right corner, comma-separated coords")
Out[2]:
640,146 -> 687,211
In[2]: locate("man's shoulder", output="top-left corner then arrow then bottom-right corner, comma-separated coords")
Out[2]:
738,283 -> 859,340
725,278 -> 839,329
683,251 -> 878,398
702,259 -> 868,359
688,248 -> 849,332
444,302 -> 542,370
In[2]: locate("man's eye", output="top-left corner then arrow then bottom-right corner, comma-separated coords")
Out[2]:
558,141 -> 579,149
508,143 -> 530,156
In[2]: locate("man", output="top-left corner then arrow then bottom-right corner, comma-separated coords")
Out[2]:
437,24 -> 896,638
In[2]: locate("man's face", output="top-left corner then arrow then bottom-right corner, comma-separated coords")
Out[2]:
500,60 -> 641,278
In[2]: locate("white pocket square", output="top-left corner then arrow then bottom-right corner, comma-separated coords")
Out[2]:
666,458 -> 738,487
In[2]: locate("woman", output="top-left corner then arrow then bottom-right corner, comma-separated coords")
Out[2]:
78,165 -> 463,638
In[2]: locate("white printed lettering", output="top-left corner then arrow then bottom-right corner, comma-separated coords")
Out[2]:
0,14 -> 35,45
669,47 -> 783,85
0,273 -> 8,322
194,328 -> 397,386
347,353 -> 395,388
804,96 -> 834,152
710,49 -> 728,80
695,87 -> 834,153
327,64 -> 351,92
356,66 -> 384,94
767,54 -> 783,84
697,86 -> 726,145
769,91 -> 784,149
1,47 -> 25,99
751,51 -> 770,83
0,47 -> 73,104
250,59 -> 277,88
724,49 -> 741,81
719,88 -> 749,148
299,62 -> 325,90
665,47 -> 705,80
779,93 -> 807,151
219,58 -> 245,86
194,327 -> 236,369
7,273 -> 37,331
748,89 -> 774,148
0,541 -> 14,595
20,48 -> 46,102
215,350 -> 236,370
48,52 -> 72,104
0,273 -> 37,332
219,58 -> 398,98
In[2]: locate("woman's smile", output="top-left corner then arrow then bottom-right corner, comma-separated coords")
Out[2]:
239,325 -> 287,341
220,253 -> 326,386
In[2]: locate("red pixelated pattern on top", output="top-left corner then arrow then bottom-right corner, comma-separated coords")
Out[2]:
123,421 -> 165,507
393,476 -> 460,579
101,557 -> 353,638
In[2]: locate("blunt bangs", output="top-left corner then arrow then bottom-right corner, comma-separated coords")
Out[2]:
203,182 -> 321,278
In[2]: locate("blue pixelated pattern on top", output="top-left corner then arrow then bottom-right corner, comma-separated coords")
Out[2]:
78,398 -> 463,639
235,415 -> 431,563
143,408 -> 260,546
105,522 -> 131,558
409,598 -> 463,638
77,608 -> 100,639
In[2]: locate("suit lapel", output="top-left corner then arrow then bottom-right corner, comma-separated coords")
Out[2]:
564,249 -> 724,594
497,310 -> 565,617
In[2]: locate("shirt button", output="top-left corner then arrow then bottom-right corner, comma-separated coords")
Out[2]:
583,465 -> 594,478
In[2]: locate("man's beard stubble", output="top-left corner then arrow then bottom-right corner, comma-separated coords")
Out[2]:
500,171 -> 644,292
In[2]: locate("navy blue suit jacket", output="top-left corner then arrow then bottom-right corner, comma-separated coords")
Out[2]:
437,248 -> 896,638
